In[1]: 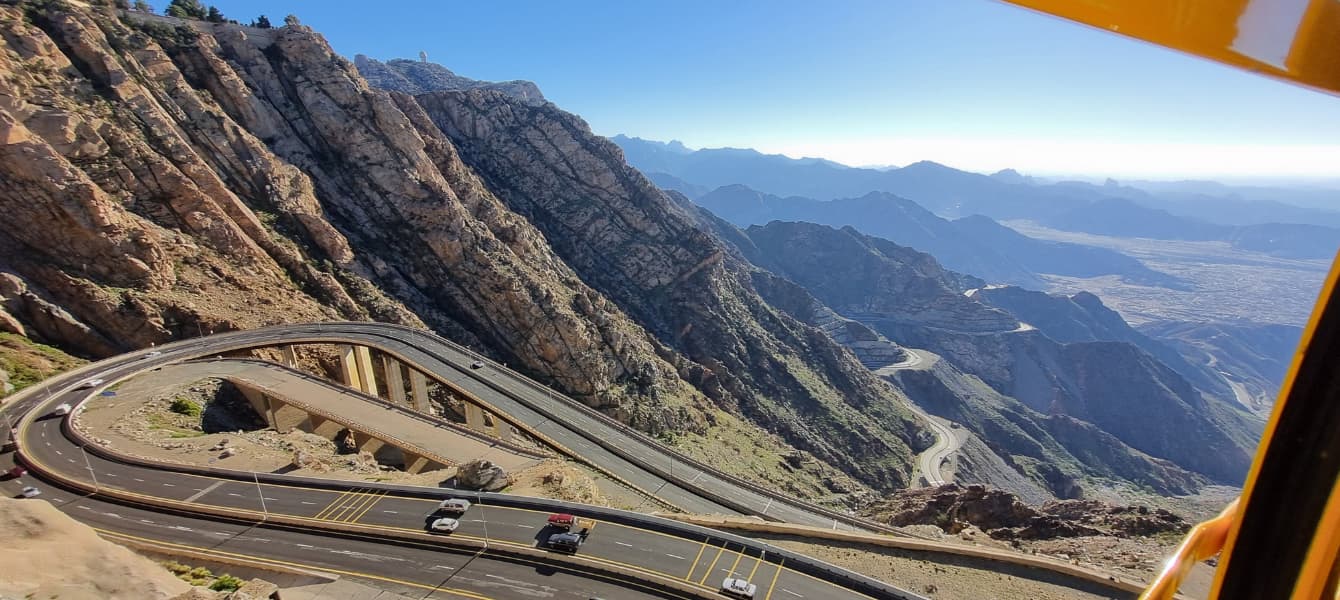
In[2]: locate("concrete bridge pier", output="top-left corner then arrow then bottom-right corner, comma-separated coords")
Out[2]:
338,345 -> 379,397
462,402 -> 513,443
382,357 -> 407,406
239,388 -> 307,434
409,370 -> 430,414
281,345 -> 299,368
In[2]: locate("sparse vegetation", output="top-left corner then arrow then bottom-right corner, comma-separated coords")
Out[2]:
0,332 -> 85,397
161,561 -> 244,590
209,574 -> 244,591
169,397 -> 202,417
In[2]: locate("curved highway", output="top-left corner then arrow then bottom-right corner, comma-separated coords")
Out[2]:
2,323 -> 921,600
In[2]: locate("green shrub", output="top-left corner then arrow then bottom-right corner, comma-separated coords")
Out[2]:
170,397 -> 202,417
209,574 -> 244,592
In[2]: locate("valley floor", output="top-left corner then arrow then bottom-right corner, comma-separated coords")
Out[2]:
1005,221 -> 1328,326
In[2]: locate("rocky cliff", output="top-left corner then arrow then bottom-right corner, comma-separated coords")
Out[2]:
735,220 -> 1259,488
0,2 -> 928,496
353,55 -> 545,105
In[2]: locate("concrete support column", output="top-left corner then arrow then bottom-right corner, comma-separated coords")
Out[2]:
281,345 -> 299,368
265,396 -> 308,434
351,431 -> 386,455
463,402 -> 488,435
306,414 -> 344,439
382,356 -> 406,406
353,346 -> 378,396
338,345 -> 362,390
409,370 -> 430,414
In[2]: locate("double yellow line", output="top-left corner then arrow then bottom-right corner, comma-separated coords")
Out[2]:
313,488 -> 386,523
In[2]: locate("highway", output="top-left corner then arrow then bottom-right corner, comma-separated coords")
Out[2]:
2,324 -> 920,599
43,322 -> 878,531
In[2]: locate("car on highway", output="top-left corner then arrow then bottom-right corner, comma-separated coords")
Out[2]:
19,486 -> 41,499
547,512 -> 575,530
74,378 -> 104,390
428,517 -> 459,533
720,577 -> 757,599
547,531 -> 583,553
52,403 -> 73,417
5,465 -> 26,480
437,498 -> 471,513
142,350 -> 162,359
470,360 -> 484,369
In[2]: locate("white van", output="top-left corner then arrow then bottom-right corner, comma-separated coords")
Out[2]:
437,498 -> 471,514
52,403 -> 73,417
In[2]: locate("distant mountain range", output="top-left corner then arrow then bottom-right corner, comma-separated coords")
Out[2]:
692,184 -> 1185,289
613,136 -> 1340,261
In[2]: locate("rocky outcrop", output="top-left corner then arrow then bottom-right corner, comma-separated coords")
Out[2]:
862,484 -> 1187,541
414,88 -> 931,488
354,55 -> 545,105
456,458 -> 510,491
0,4 -> 929,495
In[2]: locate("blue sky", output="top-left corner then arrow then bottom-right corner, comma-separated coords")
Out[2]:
208,0 -> 1339,180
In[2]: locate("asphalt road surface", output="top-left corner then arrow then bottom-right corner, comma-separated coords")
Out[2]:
2,326 -> 896,600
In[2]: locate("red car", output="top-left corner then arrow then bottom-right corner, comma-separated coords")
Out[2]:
547,513 -> 575,530
5,465 -> 26,479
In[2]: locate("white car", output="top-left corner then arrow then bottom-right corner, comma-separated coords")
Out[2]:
721,577 -> 757,599
74,378 -> 104,390
469,361 -> 485,370
20,486 -> 41,498
142,351 -> 162,359
437,498 -> 471,514
429,517 -> 459,533
52,403 -> 73,417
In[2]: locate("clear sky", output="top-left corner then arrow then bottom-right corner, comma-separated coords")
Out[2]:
208,0 -> 1340,180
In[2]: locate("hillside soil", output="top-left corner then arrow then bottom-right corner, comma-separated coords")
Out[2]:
75,374 -> 650,510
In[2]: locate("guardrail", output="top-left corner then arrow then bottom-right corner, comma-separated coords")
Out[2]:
377,322 -> 913,535
27,420 -> 719,600
34,381 -> 925,600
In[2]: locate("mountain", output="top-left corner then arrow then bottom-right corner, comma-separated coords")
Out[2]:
1138,321 -> 1303,411
0,4 -> 930,498
736,222 -> 1261,487
615,136 -> 1340,260
969,286 -> 1228,396
695,185 -> 1181,289
353,55 -> 545,105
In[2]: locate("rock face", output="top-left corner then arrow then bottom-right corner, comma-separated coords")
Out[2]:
728,220 -> 1259,490
0,4 -> 928,495
861,484 -> 1187,541
354,55 -> 545,105
456,459 -> 510,491
414,88 -> 930,488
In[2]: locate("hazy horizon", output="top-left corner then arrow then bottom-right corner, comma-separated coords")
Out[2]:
214,0 -> 1340,182
614,134 -> 1340,190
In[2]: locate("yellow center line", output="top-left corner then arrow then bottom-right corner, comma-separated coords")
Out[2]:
332,488 -> 379,522
685,538 -> 708,581
347,490 -> 386,523
698,543 -> 727,585
746,551 -> 764,581
312,488 -> 357,520
92,527 -> 491,600
763,558 -> 785,600
727,546 -> 746,577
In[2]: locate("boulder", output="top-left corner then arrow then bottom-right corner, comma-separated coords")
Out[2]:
456,459 -> 509,492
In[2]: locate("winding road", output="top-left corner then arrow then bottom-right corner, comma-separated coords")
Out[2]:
1,322 -> 923,600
